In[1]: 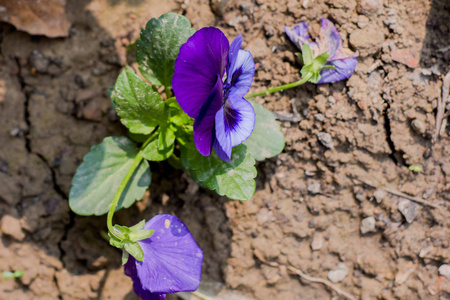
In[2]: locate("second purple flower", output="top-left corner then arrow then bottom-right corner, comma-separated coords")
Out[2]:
172,27 -> 255,162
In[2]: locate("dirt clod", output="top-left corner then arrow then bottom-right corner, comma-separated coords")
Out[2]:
1,215 -> 25,241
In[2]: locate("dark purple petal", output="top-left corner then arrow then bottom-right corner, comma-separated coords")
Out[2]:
173,27 -> 229,119
124,257 -> 166,300
317,57 -> 358,84
134,215 -> 203,294
214,96 -> 255,161
226,34 -> 243,86
227,50 -> 255,100
193,75 -> 223,156
284,22 -> 310,49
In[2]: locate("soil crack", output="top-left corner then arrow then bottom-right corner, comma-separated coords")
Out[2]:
14,56 -> 75,270
383,99 -> 406,166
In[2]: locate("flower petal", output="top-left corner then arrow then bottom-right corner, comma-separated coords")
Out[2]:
124,258 -> 166,300
226,49 -> 255,100
214,96 -> 255,161
317,57 -> 358,84
316,18 -> 342,59
284,22 -> 310,49
173,27 -> 229,119
193,75 -> 223,156
134,215 -> 203,294
226,34 -> 243,86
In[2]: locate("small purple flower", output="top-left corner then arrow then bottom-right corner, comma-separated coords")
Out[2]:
172,27 -> 255,162
284,19 -> 358,84
124,215 -> 203,300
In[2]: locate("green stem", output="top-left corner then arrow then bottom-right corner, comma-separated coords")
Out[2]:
107,132 -> 156,239
246,74 -> 312,99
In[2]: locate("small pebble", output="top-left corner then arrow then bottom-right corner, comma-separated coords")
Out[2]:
328,263 -> 349,283
422,188 -> 434,199
307,181 -> 321,195
317,132 -> 334,149
373,189 -> 386,203
398,200 -> 419,224
438,264 -> 450,279
411,119 -> 426,135
29,50 -> 49,73
311,233 -> 324,251
314,113 -> 324,122
360,216 -> 376,234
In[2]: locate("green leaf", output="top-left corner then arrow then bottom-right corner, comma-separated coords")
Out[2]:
124,242 -> 144,262
69,137 -> 151,216
244,100 -> 285,161
302,43 -> 314,65
142,126 -> 175,161
137,13 -> 195,88
112,69 -> 165,135
314,52 -> 330,67
129,229 -> 155,242
182,144 -> 257,200
122,249 -> 129,265
129,219 -> 146,231
1,270 -> 24,279
1,272 -> 14,279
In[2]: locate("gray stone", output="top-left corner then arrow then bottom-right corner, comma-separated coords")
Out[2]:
311,233 -> 324,251
307,181 -> 321,195
29,50 -> 49,73
438,264 -> 450,279
373,189 -> 386,203
360,216 -> 376,234
398,200 -> 419,223
317,132 -> 334,149
328,263 -> 349,283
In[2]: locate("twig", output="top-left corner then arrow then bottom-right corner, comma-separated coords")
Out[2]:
355,178 -> 440,209
254,250 -> 358,300
273,101 -> 302,122
433,71 -> 450,143
190,291 -> 214,300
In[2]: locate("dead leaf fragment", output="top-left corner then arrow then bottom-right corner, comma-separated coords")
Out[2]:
0,0 -> 71,38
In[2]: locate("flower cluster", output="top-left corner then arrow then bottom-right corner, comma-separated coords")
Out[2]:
284,18 -> 358,84
173,27 -> 256,162
124,215 -> 203,300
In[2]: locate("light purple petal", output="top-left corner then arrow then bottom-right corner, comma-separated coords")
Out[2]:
317,57 -> 358,84
227,49 -> 255,99
284,22 -> 310,50
193,75 -> 223,156
214,96 -> 255,161
173,27 -> 229,119
316,18 -> 341,59
124,257 -> 166,300
226,34 -> 243,86
134,215 -> 203,294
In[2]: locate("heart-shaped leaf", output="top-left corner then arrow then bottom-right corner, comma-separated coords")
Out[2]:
181,143 -> 256,200
137,13 -> 195,88
112,69 -> 165,135
69,137 -> 151,216
244,100 -> 285,161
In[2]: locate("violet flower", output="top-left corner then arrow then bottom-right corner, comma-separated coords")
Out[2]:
284,18 -> 358,84
172,27 -> 255,162
124,215 -> 203,300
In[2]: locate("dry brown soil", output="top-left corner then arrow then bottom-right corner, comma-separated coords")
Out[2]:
0,0 -> 449,299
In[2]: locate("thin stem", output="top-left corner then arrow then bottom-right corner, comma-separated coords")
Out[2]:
246,74 -> 312,99
165,87 -> 171,100
107,132 -> 156,239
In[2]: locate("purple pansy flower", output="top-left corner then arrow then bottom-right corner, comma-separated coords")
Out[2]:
172,27 -> 255,162
124,215 -> 203,300
284,18 -> 358,84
